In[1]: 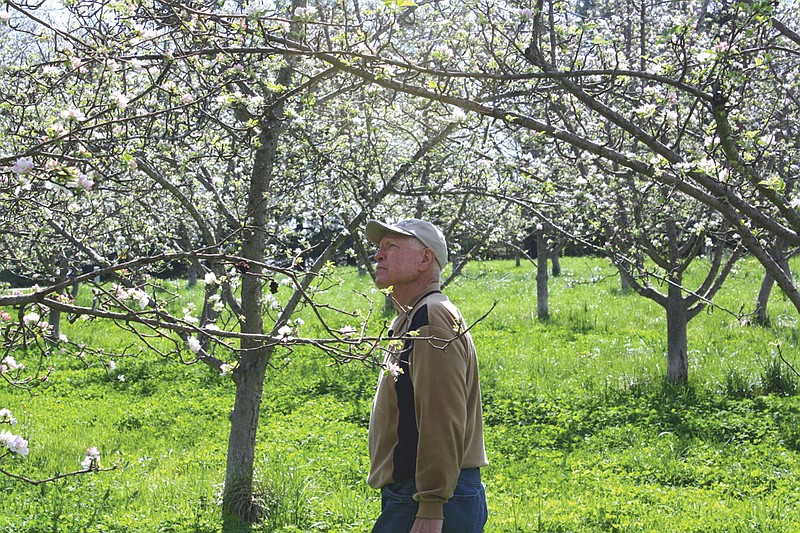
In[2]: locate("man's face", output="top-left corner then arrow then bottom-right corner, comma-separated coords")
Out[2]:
373,233 -> 427,289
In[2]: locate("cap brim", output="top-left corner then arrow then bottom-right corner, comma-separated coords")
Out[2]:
365,220 -> 413,244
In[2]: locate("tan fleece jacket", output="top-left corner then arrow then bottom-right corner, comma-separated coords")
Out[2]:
367,282 -> 489,520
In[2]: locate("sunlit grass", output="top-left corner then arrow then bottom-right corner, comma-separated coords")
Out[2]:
2,256 -> 800,531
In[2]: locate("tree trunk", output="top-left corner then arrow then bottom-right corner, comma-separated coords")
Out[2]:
665,299 -> 689,385
619,268 -> 632,292
222,157 -> 274,526
755,273 -> 775,325
47,256 -> 68,341
754,244 -> 790,325
536,231 -> 549,320
549,240 -> 562,276
550,253 -> 561,277
222,6 -> 299,521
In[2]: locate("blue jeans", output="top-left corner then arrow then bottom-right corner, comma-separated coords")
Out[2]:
372,468 -> 488,533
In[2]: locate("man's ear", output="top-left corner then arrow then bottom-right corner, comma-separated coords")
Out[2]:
419,248 -> 436,270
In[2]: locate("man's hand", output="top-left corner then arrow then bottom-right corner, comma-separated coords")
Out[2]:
410,517 -> 444,533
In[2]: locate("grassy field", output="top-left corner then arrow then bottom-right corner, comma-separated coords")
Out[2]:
2,256 -> 800,532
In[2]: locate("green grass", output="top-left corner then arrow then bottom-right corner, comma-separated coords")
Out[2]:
2,256 -> 800,531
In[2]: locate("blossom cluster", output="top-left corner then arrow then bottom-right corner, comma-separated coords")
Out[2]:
0,355 -> 24,374
111,284 -> 150,309
383,361 -> 404,381
0,409 -> 28,457
81,446 -> 101,470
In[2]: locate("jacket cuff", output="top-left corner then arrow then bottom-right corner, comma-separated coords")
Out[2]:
417,500 -> 445,520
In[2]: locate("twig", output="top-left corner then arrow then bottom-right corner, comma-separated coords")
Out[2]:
0,464 -> 117,486
776,343 -> 800,379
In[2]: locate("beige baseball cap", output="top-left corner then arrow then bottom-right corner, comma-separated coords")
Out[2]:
366,218 -> 448,268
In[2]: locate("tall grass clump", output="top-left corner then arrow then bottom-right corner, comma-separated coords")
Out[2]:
1,256 -> 800,531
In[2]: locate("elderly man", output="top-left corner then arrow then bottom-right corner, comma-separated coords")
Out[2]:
365,218 -> 489,533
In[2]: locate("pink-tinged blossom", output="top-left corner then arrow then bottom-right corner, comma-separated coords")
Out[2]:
76,174 -> 94,191
0,11 -> 11,21
0,311 -> 10,321
11,157 -> 34,174
1,356 -> 24,372
0,430 -> 29,457
384,362 -> 404,381
61,107 -> 86,121
8,435 -> 29,456
181,93 -> 194,104
81,446 -> 100,469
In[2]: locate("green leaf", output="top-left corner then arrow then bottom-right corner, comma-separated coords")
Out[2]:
382,0 -> 417,9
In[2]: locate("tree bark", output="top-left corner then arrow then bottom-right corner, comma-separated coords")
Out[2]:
221,3 -> 300,522
755,243 -> 791,325
665,298 -> 689,385
536,230 -> 549,320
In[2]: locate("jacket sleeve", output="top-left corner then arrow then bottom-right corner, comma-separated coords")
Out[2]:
408,320 -> 469,520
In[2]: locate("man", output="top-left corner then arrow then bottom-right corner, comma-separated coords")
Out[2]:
365,218 -> 489,533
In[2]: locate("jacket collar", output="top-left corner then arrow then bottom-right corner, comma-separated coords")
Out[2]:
391,282 -> 441,333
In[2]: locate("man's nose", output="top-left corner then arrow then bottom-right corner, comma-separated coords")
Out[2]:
374,249 -> 384,262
